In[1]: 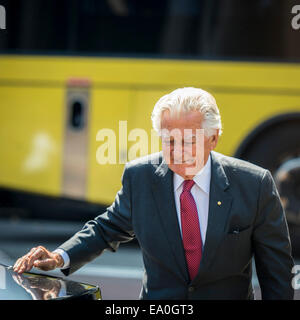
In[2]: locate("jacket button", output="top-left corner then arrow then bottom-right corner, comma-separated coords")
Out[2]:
188,286 -> 195,292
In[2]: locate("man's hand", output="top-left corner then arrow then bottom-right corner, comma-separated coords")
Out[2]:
13,246 -> 64,274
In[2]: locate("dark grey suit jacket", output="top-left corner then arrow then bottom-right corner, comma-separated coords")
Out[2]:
59,151 -> 294,300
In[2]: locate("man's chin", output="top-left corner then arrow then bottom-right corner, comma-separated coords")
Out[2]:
169,163 -> 201,178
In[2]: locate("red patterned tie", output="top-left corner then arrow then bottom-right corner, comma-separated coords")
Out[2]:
180,180 -> 202,281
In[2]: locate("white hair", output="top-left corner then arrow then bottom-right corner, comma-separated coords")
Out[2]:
151,87 -> 223,137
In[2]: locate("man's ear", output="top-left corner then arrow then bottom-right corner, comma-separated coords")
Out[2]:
210,130 -> 219,150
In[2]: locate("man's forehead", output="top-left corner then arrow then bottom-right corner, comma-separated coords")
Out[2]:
161,109 -> 204,130
161,129 -> 205,139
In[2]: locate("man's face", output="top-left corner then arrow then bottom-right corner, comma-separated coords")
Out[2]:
160,110 -> 219,179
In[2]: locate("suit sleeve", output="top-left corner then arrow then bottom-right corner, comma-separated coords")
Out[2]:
57,164 -> 134,276
253,169 -> 295,299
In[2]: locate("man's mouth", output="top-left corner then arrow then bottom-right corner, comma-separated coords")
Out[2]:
173,158 -> 196,165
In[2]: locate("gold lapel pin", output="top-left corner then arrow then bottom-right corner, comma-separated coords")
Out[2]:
217,201 -> 222,206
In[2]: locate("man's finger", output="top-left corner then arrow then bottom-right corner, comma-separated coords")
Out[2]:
25,247 -> 47,271
24,247 -> 37,260
34,259 -> 57,271
20,247 -> 39,272
13,258 -> 23,271
17,247 -> 47,274
13,247 -> 36,272
14,255 -> 30,273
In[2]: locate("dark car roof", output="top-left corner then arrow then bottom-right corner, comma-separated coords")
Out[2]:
0,263 -> 101,300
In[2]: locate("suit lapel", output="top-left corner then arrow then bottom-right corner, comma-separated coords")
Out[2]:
192,151 -> 233,284
151,158 -> 189,283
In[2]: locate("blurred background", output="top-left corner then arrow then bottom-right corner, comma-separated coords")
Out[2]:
0,0 -> 300,299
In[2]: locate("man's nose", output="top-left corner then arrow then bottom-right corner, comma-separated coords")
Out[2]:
173,146 -> 191,163
173,148 -> 183,163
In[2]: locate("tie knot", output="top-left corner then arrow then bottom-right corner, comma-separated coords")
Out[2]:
182,179 -> 195,192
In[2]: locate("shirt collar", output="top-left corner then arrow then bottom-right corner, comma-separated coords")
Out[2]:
173,154 -> 211,194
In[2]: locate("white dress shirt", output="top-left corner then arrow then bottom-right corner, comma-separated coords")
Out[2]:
53,248 -> 70,270
173,154 -> 211,247
54,154 -> 212,269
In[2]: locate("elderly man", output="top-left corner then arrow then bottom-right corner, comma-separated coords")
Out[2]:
13,87 -> 294,299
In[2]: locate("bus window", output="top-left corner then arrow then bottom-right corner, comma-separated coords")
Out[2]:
70,101 -> 85,130
0,0 -> 299,61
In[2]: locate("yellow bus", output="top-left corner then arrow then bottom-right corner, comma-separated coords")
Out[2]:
0,0 -> 300,246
